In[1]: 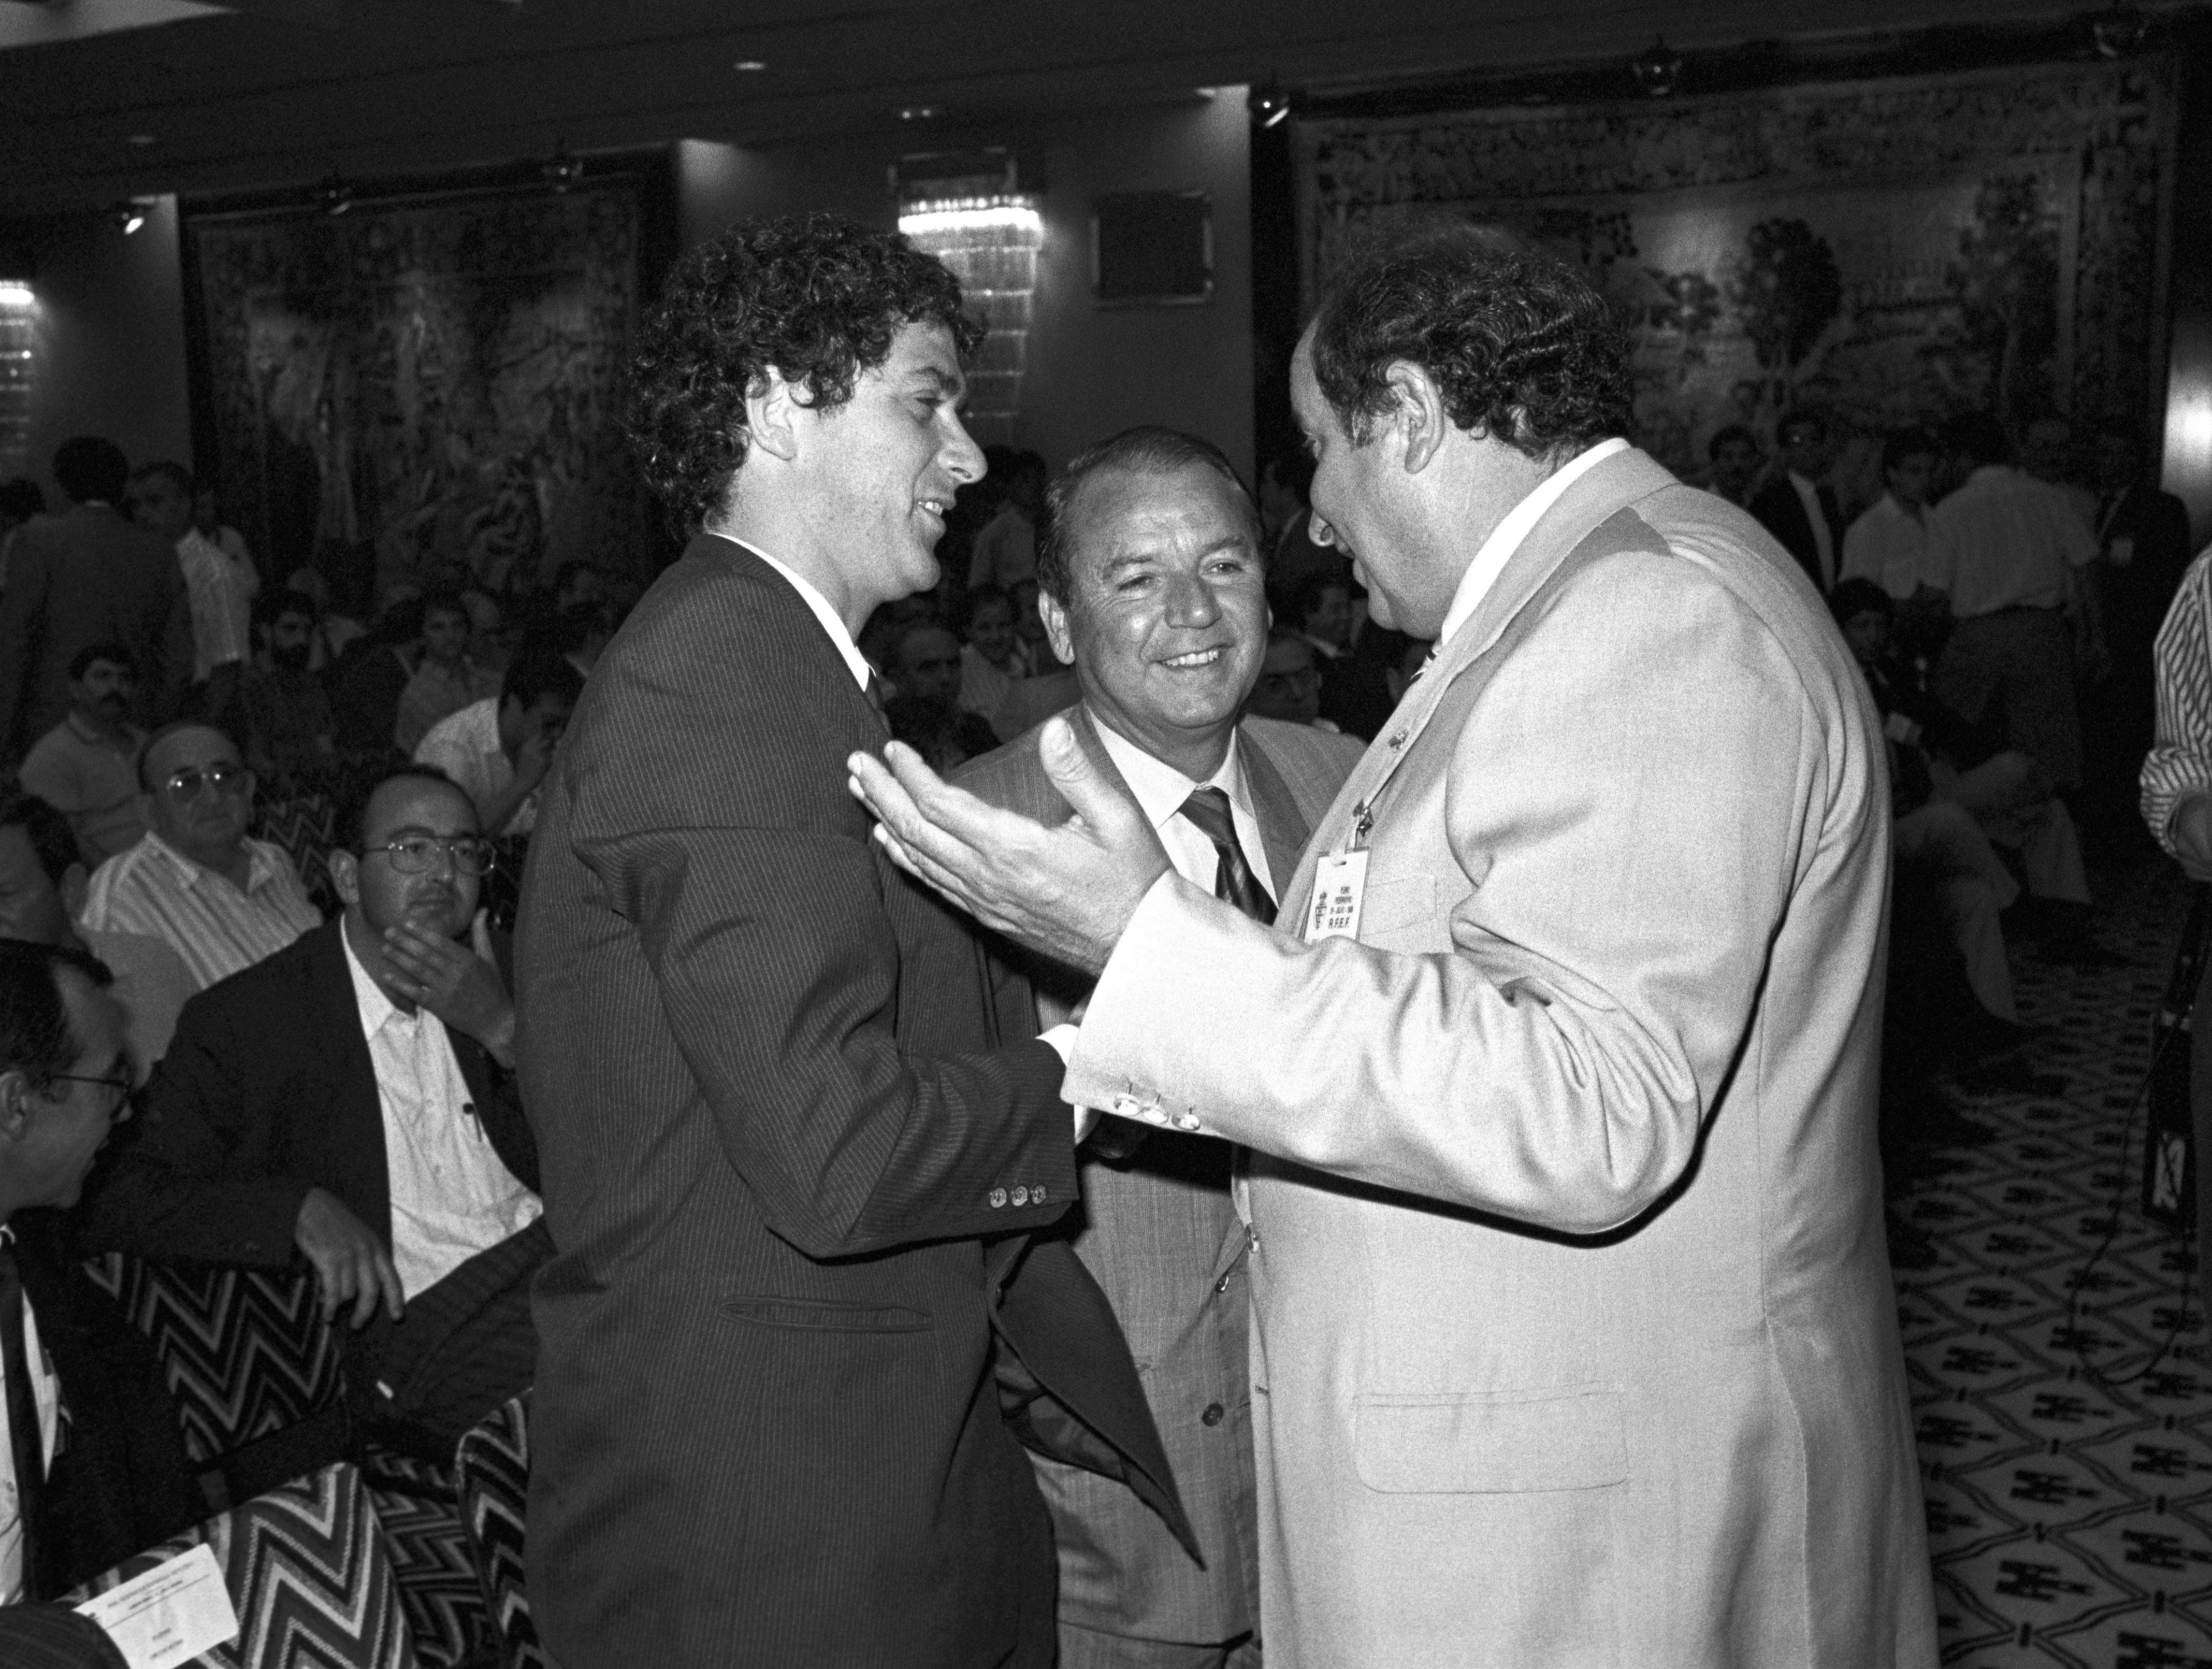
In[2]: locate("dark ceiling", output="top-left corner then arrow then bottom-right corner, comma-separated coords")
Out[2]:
0,0 -> 2174,218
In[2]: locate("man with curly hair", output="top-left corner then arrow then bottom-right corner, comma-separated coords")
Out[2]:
854,224 -> 1938,1665
515,214 -> 1190,1668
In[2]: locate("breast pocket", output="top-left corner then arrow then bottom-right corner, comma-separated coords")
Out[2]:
1356,874 -> 1440,946
1354,1385 -> 1627,1493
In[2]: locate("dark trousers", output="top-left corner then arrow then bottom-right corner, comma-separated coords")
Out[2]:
350,1218 -> 551,1463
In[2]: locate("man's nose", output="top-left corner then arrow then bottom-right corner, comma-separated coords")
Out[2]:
1164,571 -> 1222,626
941,414 -> 986,486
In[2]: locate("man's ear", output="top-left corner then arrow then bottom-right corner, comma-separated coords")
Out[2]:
60,864 -> 88,921
1385,360 -> 1450,474
327,848 -> 362,910
743,367 -> 804,466
1037,589 -> 1079,668
0,1071 -> 34,1146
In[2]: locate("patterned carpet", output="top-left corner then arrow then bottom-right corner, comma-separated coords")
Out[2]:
1893,855 -> 2212,1667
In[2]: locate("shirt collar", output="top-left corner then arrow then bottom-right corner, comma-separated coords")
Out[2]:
339,916 -> 407,1035
145,831 -> 277,894
1089,710 -> 1248,833
706,533 -> 872,692
1437,437 -> 1627,651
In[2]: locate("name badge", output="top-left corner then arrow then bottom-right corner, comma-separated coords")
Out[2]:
1305,851 -> 1370,942
2110,536 -> 2136,569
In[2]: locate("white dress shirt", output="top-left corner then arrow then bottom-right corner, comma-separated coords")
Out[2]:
1842,494 -> 1946,600
176,527 -> 259,682
1436,438 -> 1628,651
79,832 -> 322,991
0,1228 -> 60,1607
340,927 -> 540,1300
705,533 -> 872,690
1788,471 -> 1837,591
415,697 -> 533,836
1926,465 -> 2098,617
1092,717 -> 1276,904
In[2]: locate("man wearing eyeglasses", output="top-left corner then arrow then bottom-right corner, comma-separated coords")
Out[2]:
81,765 -> 545,1471
77,722 -> 320,991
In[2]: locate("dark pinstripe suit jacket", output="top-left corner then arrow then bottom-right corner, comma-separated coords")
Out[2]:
516,537 -> 1189,1669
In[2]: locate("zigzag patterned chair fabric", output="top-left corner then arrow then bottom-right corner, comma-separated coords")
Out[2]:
454,1395 -> 546,1669
82,1254 -> 346,1467
61,1461 -> 413,1669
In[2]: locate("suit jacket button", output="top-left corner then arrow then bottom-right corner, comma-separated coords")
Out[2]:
1201,1403 -> 1224,1427
1142,1103 -> 1170,1126
989,1188 -> 1008,1208
1010,1186 -> 1029,1206
1031,1184 -> 1047,1204
1174,1112 -> 1201,1132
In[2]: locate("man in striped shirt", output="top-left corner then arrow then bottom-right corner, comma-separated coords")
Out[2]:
77,721 -> 321,990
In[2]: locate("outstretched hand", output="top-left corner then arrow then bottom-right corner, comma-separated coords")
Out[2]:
848,716 -> 1171,975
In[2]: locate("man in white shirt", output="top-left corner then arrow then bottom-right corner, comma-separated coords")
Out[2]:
127,463 -> 257,712
78,723 -> 321,990
956,426 -> 1363,1669
413,653 -> 582,838
81,766 -> 546,1468
1842,428 -> 1952,603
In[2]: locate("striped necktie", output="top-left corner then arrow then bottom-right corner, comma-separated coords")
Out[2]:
1179,786 -> 1275,926
0,1239 -> 50,1602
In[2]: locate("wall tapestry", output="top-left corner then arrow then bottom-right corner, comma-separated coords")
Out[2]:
1296,58 -> 2179,483
186,181 -> 647,612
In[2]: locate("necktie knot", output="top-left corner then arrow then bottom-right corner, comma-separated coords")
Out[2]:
1178,785 -> 1237,847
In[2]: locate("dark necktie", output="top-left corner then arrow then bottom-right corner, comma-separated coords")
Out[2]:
0,1239 -> 50,1602
863,672 -> 889,732
1179,786 -> 1276,927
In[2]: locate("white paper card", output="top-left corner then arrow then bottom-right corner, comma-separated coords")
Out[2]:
1305,850 -> 1370,942
76,1543 -> 239,1669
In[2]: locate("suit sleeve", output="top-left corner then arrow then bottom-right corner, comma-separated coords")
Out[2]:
77,990 -> 309,1266
1067,550 -> 1837,1235
565,658 -> 1076,1262
0,529 -> 48,760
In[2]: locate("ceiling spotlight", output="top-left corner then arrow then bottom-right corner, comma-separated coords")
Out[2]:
732,59 -> 767,72
1632,36 -> 1683,97
108,200 -> 147,235
542,142 -> 584,193
316,175 -> 355,218
1248,79 -> 1291,128
2092,1 -> 2147,57
898,105 -> 940,122
126,134 -> 156,148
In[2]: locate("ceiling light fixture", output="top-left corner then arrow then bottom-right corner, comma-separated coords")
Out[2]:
1247,79 -> 1291,128
126,134 -> 156,148
108,200 -> 147,235
542,141 -> 584,193
1632,36 -> 1683,97
733,59 -> 767,72
316,175 -> 354,218
898,105 -> 940,122
2092,1 -> 2148,57
0,283 -> 34,309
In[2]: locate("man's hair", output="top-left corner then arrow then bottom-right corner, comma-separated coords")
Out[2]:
958,583 -> 1010,637
1942,411 -> 2012,467
68,641 -> 137,682
1882,427 -> 1942,473
262,589 -> 319,629
128,460 -> 195,497
420,589 -> 471,628
1036,426 -> 1262,604
552,560 -> 599,598
0,790 -> 81,889
1777,408 -> 1828,447
553,602 -> 609,656
1307,223 -> 1631,460
0,939 -> 113,1090
135,719 -> 238,794
628,213 -> 984,536
501,650 -> 584,714
1282,571 -> 1352,632
335,764 -> 465,854
1707,423 -> 1758,460
1828,577 -> 1895,626
0,478 -> 46,523
52,437 -> 129,506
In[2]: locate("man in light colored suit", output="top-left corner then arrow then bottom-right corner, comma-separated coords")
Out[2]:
852,227 -> 1938,1666
959,427 -> 1361,1668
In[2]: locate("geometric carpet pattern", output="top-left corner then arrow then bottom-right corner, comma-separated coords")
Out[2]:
361,1449 -> 498,1669
1893,859 -> 2212,1667
454,1395 -> 548,1669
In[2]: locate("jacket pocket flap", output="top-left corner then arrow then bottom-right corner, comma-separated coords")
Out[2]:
1357,875 -> 1438,938
1355,1386 -> 1627,1493
723,1295 -> 932,1332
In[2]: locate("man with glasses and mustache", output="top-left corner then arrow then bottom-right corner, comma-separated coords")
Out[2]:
76,721 -> 320,990
17,643 -> 151,867
82,765 -> 544,1473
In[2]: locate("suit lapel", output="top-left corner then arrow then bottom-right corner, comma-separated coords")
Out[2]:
1235,724 -> 1313,907
306,922 -> 397,1244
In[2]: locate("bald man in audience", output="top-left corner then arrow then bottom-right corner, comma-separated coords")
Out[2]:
77,722 -> 321,990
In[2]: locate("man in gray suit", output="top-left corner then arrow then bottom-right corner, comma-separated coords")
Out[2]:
0,438 -> 191,765
958,427 -> 1360,1669
855,228 -> 1936,1665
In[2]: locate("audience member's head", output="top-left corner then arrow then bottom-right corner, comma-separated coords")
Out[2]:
628,213 -> 984,537
0,477 -> 45,536
553,562 -> 603,615
2020,414 -> 2077,485
52,437 -> 129,508
330,766 -> 487,955
1283,573 -> 1353,650
1246,630 -> 1324,726
66,641 -> 138,733
987,448 -> 1049,522
498,653 -> 583,767
126,461 -> 197,543
1828,578 -> 1895,669
1942,410 -> 2012,470
0,790 -> 88,946
960,585 -> 1018,670
1776,409 -> 1834,481
1257,452 -> 1314,540
1882,428 -> 1942,511
1035,426 -> 1269,774
420,591 -> 473,667
368,592 -> 429,651
891,621 -> 964,707
554,602 -> 611,675
1707,424 -> 1763,501
0,938 -> 130,1219
138,722 -> 253,870
1007,579 -> 1052,658
462,588 -> 510,664
262,592 -> 320,671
